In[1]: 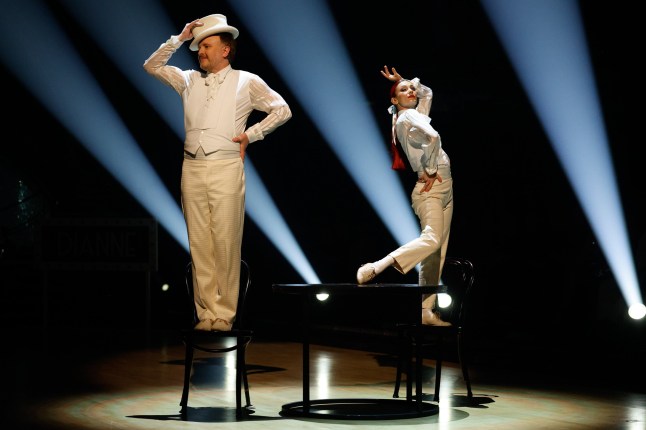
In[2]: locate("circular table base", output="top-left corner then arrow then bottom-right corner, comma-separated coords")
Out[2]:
280,398 -> 438,420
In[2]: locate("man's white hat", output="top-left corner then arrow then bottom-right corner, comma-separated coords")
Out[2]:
190,14 -> 239,51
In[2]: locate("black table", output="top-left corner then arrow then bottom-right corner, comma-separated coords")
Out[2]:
272,283 -> 443,420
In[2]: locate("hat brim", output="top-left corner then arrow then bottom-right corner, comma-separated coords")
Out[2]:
189,26 -> 239,51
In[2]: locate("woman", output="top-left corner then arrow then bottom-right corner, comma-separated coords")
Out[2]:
356,66 -> 453,326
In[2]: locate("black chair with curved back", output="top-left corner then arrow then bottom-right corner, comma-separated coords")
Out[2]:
392,257 -> 475,402
179,259 -> 254,419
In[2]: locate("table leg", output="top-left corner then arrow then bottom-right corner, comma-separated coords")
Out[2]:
302,294 -> 310,412
405,326 -> 413,401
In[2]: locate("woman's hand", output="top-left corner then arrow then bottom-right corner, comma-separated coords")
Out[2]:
381,65 -> 402,82
420,172 -> 442,193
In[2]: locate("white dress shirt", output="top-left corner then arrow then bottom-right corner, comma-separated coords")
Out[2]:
392,78 -> 450,177
143,35 -> 292,158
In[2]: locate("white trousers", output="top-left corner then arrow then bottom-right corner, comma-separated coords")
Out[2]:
181,157 -> 245,324
389,176 -> 453,308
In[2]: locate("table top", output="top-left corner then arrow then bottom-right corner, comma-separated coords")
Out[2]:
272,283 -> 445,295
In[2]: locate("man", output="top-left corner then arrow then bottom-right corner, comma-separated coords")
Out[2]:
144,14 -> 292,331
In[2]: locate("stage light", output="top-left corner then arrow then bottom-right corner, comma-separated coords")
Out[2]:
628,304 -> 646,320
481,0 -> 643,318
437,293 -> 452,309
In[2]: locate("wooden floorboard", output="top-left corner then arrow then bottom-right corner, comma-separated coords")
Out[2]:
2,327 -> 645,429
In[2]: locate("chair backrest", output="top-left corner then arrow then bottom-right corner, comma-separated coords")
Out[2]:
439,257 -> 475,327
184,259 -> 252,330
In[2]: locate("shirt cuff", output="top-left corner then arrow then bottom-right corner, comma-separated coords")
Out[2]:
167,35 -> 185,48
245,125 -> 262,144
424,166 -> 438,176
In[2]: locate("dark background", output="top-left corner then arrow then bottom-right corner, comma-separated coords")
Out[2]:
1,0 -> 644,387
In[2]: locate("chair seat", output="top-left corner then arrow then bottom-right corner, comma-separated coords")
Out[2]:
181,328 -> 253,353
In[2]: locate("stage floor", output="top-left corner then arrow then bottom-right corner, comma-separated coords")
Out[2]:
3,327 -> 645,430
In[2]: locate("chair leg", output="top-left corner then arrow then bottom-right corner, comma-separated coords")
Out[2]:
457,330 -> 473,398
180,343 -> 194,415
392,329 -> 407,398
241,357 -> 251,407
235,346 -> 243,418
235,342 -> 253,418
393,360 -> 402,398
406,334 -> 417,401
434,338 -> 443,402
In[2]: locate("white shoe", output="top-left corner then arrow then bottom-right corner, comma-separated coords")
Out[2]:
356,263 -> 377,284
422,309 -> 451,326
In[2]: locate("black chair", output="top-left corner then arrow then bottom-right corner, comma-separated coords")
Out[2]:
392,257 -> 475,402
179,260 -> 254,419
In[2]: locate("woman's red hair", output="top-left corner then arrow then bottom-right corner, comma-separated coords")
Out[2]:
389,80 -> 403,98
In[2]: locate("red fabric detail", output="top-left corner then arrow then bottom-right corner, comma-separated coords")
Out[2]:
391,138 -> 406,171
390,110 -> 406,171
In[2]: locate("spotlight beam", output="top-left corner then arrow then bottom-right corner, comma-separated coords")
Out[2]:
246,162 -> 319,282
0,0 -> 188,250
58,0 -> 193,139
227,0 -> 421,249
56,0 -> 318,281
481,0 -> 642,308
